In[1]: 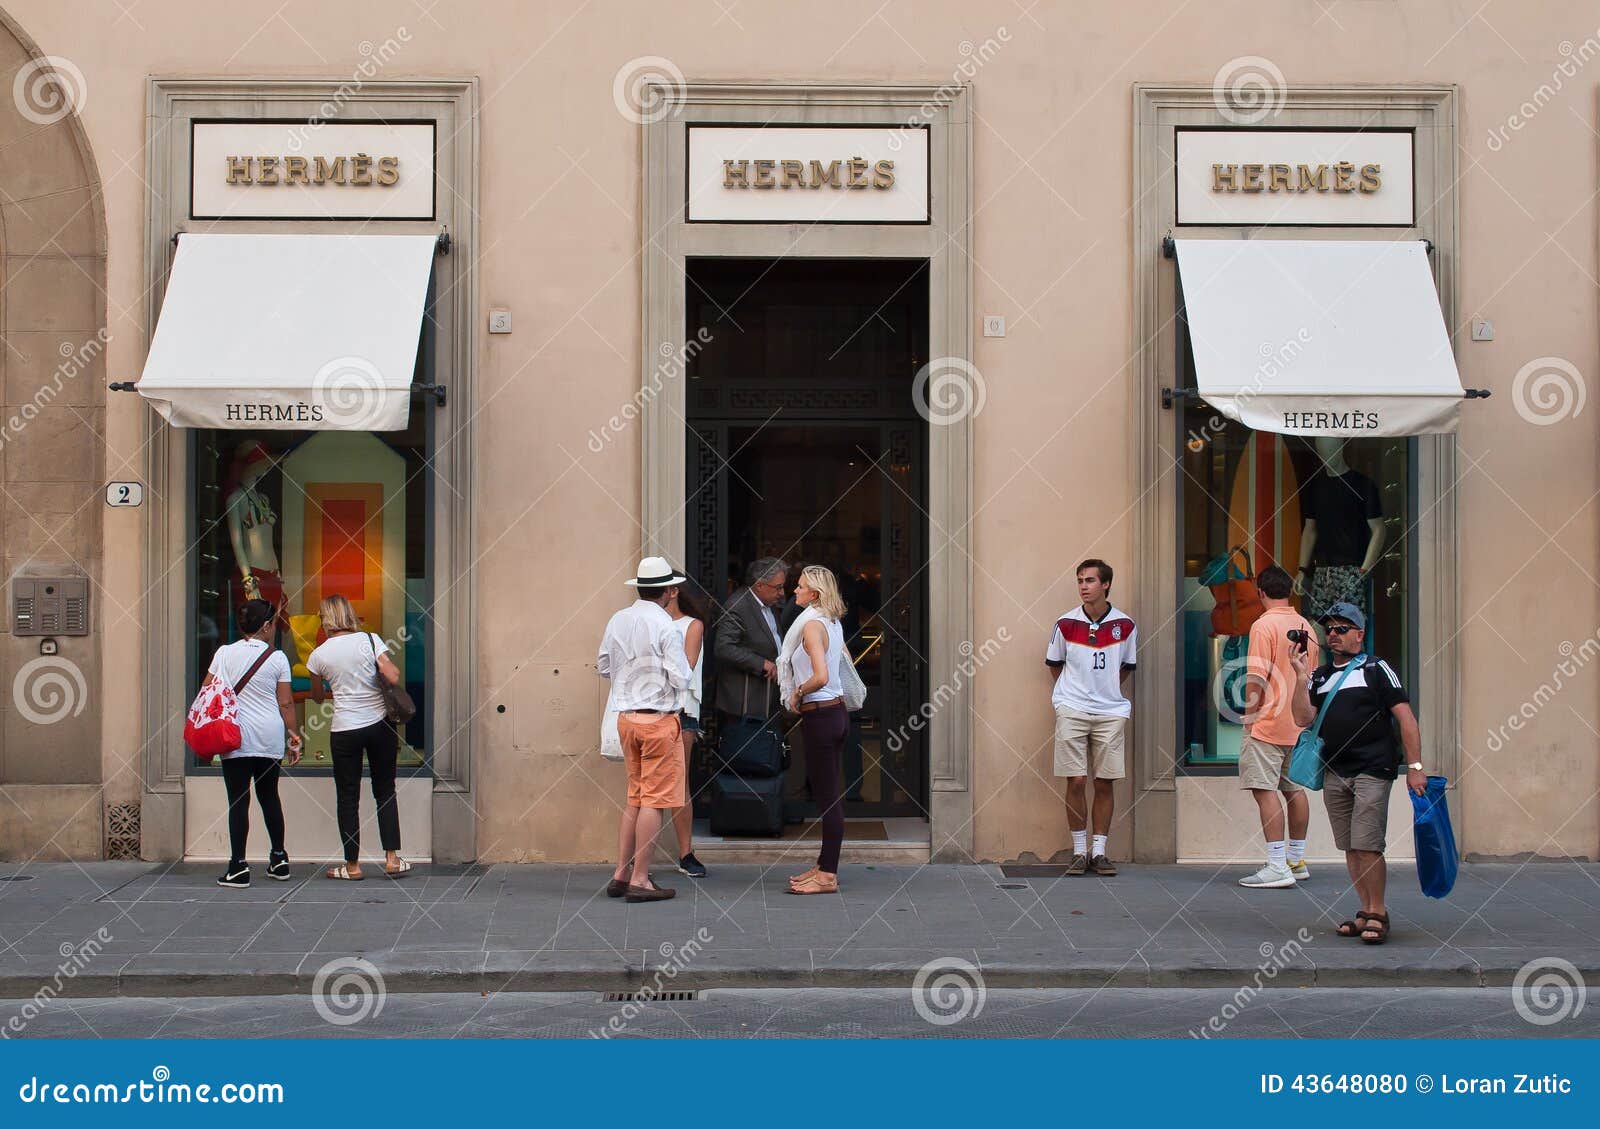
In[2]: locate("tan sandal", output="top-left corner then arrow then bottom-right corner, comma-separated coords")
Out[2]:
788,866 -> 820,887
787,871 -> 838,895
325,864 -> 364,881
383,858 -> 413,878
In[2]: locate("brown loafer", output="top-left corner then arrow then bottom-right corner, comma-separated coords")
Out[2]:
605,876 -> 630,898
625,883 -> 677,903
1064,853 -> 1089,876
1089,855 -> 1118,877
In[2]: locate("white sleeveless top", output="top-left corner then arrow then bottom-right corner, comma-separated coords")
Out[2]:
669,614 -> 704,718
790,616 -> 844,703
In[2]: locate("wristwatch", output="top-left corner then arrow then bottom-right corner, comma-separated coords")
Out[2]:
1406,761 -> 1423,772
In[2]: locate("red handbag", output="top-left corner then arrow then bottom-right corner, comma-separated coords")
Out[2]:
183,646 -> 274,764
1208,545 -> 1266,637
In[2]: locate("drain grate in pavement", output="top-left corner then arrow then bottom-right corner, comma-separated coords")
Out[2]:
600,990 -> 698,1003
999,864 -> 1069,878
995,882 -> 1029,890
0,875 -> 36,882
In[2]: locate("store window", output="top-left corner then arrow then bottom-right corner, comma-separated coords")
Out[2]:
189,407 -> 433,773
1177,354 -> 1414,767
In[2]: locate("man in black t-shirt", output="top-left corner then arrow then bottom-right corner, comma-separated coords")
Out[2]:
1288,601 -> 1428,944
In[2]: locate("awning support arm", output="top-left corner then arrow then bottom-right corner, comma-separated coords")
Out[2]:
414,382 -> 447,407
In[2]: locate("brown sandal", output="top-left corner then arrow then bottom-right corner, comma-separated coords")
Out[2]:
787,871 -> 838,895
1335,911 -> 1371,938
1359,911 -> 1390,945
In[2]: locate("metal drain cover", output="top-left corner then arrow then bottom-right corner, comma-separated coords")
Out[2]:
0,875 -> 35,882
600,990 -> 698,1003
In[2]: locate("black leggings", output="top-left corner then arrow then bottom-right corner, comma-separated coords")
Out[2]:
801,700 -> 849,873
330,720 -> 401,863
221,756 -> 285,864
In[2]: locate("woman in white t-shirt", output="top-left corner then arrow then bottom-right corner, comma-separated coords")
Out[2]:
665,581 -> 710,879
306,594 -> 411,880
205,598 -> 299,889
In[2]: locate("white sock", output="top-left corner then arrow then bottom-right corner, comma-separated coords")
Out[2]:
1092,834 -> 1108,858
1072,829 -> 1087,855
1266,841 -> 1287,867
1286,839 -> 1307,864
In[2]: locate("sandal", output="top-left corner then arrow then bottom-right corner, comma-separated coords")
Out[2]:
787,871 -> 838,895
788,866 -> 820,887
1335,911 -> 1371,938
325,864 -> 364,881
383,859 -> 413,878
1359,911 -> 1390,945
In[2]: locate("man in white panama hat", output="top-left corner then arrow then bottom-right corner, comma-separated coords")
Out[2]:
597,557 -> 693,903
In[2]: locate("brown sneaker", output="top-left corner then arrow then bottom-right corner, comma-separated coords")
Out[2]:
1089,855 -> 1118,877
1064,853 -> 1089,876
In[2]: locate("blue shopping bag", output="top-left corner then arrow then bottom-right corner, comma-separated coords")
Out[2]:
1410,775 -> 1458,899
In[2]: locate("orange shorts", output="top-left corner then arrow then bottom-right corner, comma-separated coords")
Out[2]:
619,712 -> 685,809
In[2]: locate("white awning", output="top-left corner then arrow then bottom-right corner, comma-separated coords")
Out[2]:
136,233 -> 435,430
1174,239 -> 1466,437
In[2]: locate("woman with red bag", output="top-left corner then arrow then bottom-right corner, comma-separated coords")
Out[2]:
205,599 -> 300,888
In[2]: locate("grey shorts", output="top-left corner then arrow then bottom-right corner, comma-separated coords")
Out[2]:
1238,734 -> 1302,794
1322,771 -> 1393,852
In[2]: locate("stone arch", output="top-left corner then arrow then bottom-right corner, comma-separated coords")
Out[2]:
0,5 -> 109,859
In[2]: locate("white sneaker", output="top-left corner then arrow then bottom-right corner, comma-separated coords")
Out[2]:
1287,859 -> 1310,881
1239,863 -> 1296,889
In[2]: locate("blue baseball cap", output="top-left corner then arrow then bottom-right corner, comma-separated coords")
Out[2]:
1317,601 -> 1366,630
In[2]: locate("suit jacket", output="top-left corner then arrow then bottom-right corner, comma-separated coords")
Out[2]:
713,587 -> 784,718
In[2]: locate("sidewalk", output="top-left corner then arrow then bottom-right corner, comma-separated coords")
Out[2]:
2,860 -> 1597,997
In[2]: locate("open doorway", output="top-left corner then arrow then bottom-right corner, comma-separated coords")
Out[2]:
684,257 -> 929,830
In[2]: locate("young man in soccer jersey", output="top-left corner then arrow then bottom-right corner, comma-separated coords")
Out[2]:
1044,559 -> 1137,876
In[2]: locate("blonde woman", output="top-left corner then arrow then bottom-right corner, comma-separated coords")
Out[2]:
782,565 -> 849,895
306,594 -> 411,879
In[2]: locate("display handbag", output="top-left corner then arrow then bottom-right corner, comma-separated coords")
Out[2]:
183,645 -> 275,764
1204,545 -> 1266,637
839,647 -> 868,712
1286,652 -> 1366,791
369,633 -> 417,724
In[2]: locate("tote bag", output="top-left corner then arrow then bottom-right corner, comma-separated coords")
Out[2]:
1410,775 -> 1459,898
183,646 -> 274,763
1286,653 -> 1366,791
1204,545 -> 1265,638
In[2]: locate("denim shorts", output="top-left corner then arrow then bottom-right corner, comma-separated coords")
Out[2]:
678,710 -> 703,735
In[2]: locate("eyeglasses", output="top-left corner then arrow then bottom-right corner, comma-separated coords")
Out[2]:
1326,625 -> 1359,637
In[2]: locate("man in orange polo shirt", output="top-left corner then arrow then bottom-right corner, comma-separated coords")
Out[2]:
1238,564 -> 1320,889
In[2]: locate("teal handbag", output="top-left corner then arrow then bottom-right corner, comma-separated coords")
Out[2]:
1286,653 -> 1366,791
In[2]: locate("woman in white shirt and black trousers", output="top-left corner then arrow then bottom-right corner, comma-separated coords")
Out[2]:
307,594 -> 412,880
785,566 -> 850,896
207,598 -> 300,888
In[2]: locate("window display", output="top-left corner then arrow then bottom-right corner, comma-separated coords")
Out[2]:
1180,407 -> 1411,768
192,416 -> 432,771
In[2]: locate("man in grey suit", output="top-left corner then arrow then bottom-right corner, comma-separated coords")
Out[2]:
714,557 -> 789,721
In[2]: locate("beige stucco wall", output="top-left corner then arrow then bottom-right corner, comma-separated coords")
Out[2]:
4,0 -> 1595,862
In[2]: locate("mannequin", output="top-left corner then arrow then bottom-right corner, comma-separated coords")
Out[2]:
224,441 -> 285,630
1296,437 -> 1384,621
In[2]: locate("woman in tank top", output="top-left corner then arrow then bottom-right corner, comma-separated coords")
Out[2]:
784,565 -> 849,895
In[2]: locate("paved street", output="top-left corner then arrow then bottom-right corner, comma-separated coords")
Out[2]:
3,988 -> 1594,1040
3,860 -> 1598,1000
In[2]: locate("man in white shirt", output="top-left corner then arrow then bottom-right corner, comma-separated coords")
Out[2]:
1044,559 -> 1137,877
598,557 -> 693,903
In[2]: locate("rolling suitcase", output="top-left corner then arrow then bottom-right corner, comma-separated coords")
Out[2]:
709,771 -> 785,837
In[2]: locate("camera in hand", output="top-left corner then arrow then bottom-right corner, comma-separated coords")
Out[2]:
1287,628 -> 1310,650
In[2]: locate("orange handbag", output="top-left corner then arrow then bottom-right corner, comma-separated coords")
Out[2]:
1208,545 -> 1266,637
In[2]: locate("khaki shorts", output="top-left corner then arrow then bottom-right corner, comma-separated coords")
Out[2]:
1322,770 -> 1392,852
619,712 -> 685,809
1053,707 -> 1126,779
1238,734 -> 1302,794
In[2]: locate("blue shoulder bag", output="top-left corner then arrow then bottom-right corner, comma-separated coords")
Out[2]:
1286,653 -> 1366,791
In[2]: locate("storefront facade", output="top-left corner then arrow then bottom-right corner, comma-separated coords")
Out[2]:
1,3 -> 1595,866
